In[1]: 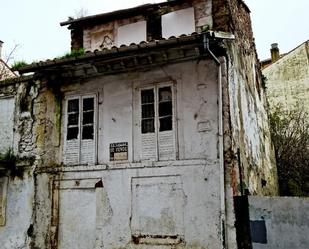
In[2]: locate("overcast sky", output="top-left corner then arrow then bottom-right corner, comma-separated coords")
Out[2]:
1,0 -> 308,64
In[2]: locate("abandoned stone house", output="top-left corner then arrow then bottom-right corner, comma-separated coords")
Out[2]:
0,0 -> 278,248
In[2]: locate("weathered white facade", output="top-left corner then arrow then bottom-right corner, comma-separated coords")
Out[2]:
0,1 -> 278,249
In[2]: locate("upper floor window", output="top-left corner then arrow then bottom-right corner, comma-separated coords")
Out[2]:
64,95 -> 96,165
162,7 -> 195,38
140,84 -> 176,161
117,21 -> 147,46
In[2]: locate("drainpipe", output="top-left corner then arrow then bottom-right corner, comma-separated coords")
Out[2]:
203,32 -> 225,249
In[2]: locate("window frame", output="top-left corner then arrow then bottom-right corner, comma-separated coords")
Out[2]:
138,82 -> 177,161
63,93 -> 98,165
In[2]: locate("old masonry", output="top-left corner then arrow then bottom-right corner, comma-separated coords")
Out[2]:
0,0 -> 278,248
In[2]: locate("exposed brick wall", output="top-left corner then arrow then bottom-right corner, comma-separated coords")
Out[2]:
70,28 -> 83,51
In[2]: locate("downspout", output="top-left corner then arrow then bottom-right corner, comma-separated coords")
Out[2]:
203,33 -> 226,249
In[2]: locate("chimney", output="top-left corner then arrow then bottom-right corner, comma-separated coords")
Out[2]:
270,43 -> 280,62
0,40 -> 3,59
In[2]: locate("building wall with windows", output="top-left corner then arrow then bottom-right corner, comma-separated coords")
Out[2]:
0,1 -> 278,249
59,59 -> 219,165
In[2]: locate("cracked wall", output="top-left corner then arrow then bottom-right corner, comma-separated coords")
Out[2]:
212,0 -> 278,197
0,59 -> 225,249
0,78 -> 61,249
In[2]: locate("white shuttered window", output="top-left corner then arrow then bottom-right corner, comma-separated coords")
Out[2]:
64,95 -> 96,165
140,84 -> 176,161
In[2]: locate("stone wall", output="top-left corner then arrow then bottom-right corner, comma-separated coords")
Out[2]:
215,0 -> 278,197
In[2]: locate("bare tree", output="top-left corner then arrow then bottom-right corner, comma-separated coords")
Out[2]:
269,104 -> 309,196
0,44 -> 19,80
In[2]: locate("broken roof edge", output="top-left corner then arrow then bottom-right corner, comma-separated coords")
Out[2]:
60,0 -> 183,28
17,31 -> 235,74
0,74 -> 33,87
18,32 -> 203,74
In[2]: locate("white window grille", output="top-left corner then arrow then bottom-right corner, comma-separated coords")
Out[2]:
64,95 -> 96,165
140,84 -> 176,161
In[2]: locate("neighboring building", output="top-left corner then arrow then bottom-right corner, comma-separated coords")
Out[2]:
0,41 -> 16,81
262,41 -> 309,113
0,1 -> 278,249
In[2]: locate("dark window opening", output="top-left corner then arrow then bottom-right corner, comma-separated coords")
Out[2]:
159,102 -> 172,116
159,87 -> 172,131
142,104 -> 155,118
82,125 -> 94,140
141,89 -> 154,103
68,113 -> 79,126
142,119 -> 155,133
141,89 -> 155,134
83,98 -> 94,111
68,99 -> 79,112
83,111 -> 94,125
67,127 -> 79,140
159,87 -> 172,102
67,99 -> 80,140
147,12 -> 162,41
159,116 -> 172,131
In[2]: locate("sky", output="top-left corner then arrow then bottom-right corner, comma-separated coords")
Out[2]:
1,0 -> 308,65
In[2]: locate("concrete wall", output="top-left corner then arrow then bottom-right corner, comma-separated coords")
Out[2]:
248,196 -> 309,249
263,41 -> 309,113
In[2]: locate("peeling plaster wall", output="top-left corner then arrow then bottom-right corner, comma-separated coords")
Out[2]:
0,79 -> 61,249
31,59 -> 222,249
35,163 -> 222,249
263,41 -> 309,113
0,175 -> 34,249
0,59 -> 224,248
212,2 -> 279,248
213,0 -> 278,197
